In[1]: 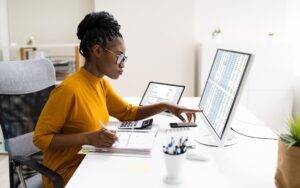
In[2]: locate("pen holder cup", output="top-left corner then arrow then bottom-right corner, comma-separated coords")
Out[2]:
163,151 -> 186,185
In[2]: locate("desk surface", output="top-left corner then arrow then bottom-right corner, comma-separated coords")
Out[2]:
66,98 -> 278,188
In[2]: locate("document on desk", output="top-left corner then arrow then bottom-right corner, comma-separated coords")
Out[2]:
80,131 -> 157,157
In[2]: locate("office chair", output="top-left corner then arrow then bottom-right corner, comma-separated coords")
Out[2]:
0,59 -> 63,188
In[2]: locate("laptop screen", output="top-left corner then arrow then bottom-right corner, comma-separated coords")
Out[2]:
139,82 -> 185,106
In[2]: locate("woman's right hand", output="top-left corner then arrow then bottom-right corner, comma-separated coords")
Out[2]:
86,129 -> 118,147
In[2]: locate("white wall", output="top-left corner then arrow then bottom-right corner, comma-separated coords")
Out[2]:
286,0 -> 300,46
286,0 -> 300,118
7,0 -> 93,44
293,77 -> 300,118
94,0 -> 195,97
7,0 -> 94,59
195,0 -> 287,43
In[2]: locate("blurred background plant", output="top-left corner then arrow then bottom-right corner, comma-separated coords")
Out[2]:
211,27 -> 221,39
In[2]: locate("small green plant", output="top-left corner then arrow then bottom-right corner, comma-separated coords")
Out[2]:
211,27 -> 221,39
280,115 -> 300,148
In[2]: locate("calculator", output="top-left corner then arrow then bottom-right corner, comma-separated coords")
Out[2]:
118,119 -> 153,130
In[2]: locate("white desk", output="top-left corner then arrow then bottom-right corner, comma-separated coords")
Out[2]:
66,98 -> 278,188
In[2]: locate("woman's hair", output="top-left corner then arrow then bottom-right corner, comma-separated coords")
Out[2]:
77,11 -> 122,59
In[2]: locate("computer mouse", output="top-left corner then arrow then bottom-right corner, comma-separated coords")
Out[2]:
186,150 -> 208,161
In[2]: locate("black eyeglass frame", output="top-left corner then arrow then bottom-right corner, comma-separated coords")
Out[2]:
103,48 -> 127,65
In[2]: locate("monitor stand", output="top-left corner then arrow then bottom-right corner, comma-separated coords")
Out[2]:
193,130 -> 238,147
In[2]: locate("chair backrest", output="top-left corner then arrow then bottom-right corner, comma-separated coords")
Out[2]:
0,59 -> 56,141
0,59 -> 56,188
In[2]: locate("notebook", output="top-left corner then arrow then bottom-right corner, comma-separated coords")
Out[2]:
80,130 -> 158,157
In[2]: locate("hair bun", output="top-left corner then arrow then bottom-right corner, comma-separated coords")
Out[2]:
77,12 -> 120,41
76,11 -> 122,59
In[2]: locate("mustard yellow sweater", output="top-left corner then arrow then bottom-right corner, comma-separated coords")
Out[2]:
33,68 -> 139,188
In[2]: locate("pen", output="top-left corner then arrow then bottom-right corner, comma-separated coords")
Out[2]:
98,119 -> 107,131
166,137 -> 175,155
163,145 -> 167,153
180,137 -> 188,153
98,119 -> 119,143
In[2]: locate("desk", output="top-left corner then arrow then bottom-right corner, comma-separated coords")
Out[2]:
66,97 -> 278,188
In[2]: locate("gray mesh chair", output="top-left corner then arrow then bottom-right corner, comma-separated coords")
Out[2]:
0,59 -> 63,188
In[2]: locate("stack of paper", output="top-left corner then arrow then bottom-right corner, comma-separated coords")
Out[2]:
81,131 -> 157,157
48,56 -> 75,80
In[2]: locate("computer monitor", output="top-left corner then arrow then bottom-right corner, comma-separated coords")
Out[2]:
195,49 -> 252,147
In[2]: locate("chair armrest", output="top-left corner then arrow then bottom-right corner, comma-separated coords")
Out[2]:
12,156 -> 63,188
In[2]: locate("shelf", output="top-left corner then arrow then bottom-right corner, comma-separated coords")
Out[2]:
19,44 -> 81,71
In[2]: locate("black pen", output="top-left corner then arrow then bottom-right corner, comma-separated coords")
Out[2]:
180,137 -> 188,153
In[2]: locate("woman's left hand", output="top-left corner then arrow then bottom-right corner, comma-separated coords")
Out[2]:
166,103 -> 202,122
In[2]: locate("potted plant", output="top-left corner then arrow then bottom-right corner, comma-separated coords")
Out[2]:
275,115 -> 300,188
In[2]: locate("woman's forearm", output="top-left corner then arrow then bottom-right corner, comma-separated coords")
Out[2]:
49,132 -> 89,149
135,102 -> 200,122
135,102 -> 168,120
48,129 -> 117,149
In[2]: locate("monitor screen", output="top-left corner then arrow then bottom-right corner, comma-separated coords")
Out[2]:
139,82 -> 185,106
198,49 -> 252,146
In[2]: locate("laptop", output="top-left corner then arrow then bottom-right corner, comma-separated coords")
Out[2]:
116,82 -> 185,131
139,81 -> 185,115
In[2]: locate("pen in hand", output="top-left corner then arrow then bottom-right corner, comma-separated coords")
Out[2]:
98,120 -> 119,143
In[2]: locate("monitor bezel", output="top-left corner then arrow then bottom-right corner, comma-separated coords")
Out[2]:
198,49 -> 252,146
139,81 -> 185,106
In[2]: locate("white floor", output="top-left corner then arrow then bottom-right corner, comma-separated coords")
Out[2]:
0,154 -> 9,188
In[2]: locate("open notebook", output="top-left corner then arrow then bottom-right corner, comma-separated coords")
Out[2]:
80,130 -> 158,157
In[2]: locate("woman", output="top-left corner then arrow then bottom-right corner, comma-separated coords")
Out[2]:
33,11 -> 200,187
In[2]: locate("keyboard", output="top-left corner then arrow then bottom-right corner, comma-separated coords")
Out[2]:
118,119 -> 153,130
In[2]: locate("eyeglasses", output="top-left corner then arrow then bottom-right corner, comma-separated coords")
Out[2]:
103,48 -> 127,65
